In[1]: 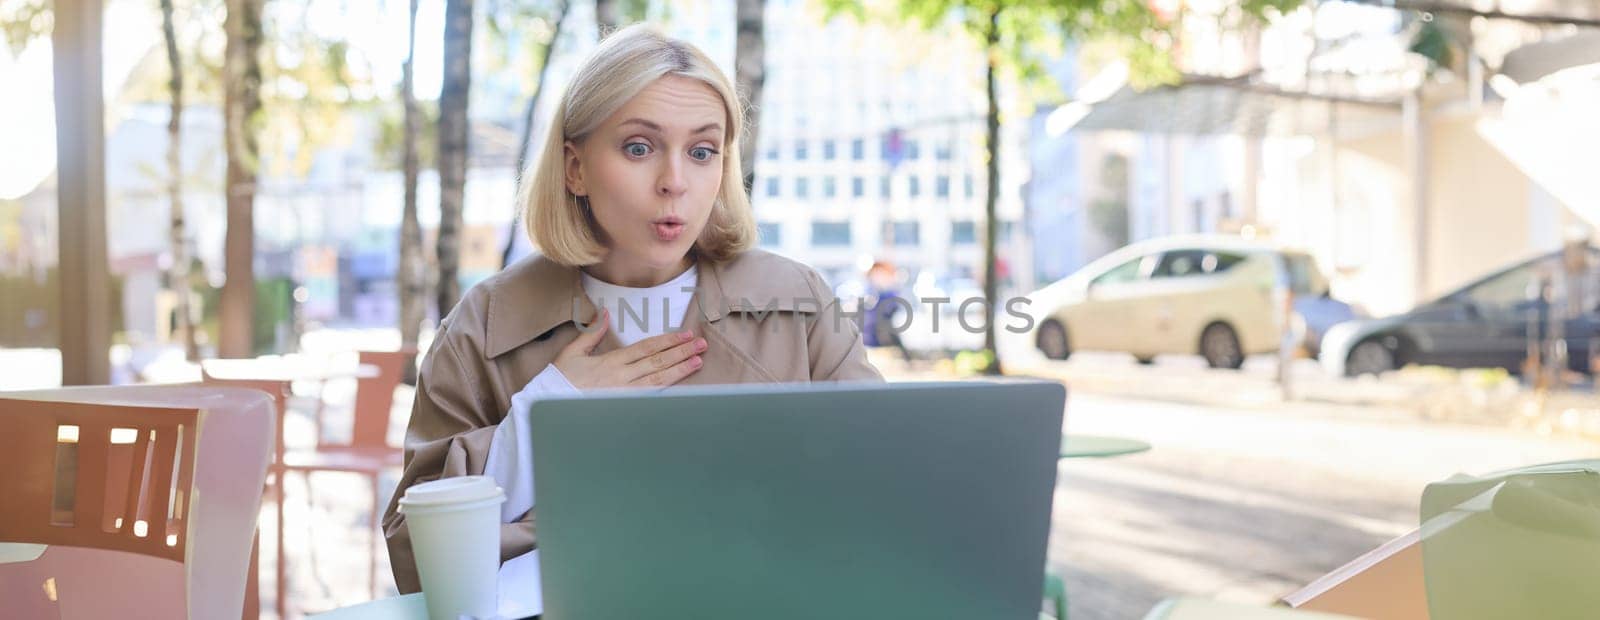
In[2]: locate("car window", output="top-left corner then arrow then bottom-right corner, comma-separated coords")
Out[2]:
1093,256 -> 1148,286
1153,251 -> 1205,278
1463,258 -> 1552,313
1152,250 -> 1246,279
1282,253 -> 1321,295
1207,252 -> 1246,273
1454,249 -> 1600,317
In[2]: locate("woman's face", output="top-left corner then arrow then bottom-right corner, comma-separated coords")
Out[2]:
565,75 -> 727,286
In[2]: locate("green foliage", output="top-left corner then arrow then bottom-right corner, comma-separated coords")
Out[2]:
255,3 -> 381,178
1409,18 -> 1455,72
819,0 -> 1307,98
0,268 -> 126,349
0,0 -> 49,58
483,0 -> 568,94
952,348 -> 996,376
373,98 -> 440,170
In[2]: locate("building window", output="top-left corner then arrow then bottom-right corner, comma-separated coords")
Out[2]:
906,140 -> 920,161
936,175 -> 950,198
823,140 -> 836,160
765,176 -> 780,198
795,177 -> 809,199
794,140 -> 808,161
951,221 -> 976,245
890,221 -> 920,246
823,176 -> 837,198
757,222 -> 782,247
812,221 -> 852,247
908,176 -> 921,198
851,138 -> 865,160
851,177 -> 864,198
764,143 -> 779,160
964,174 -> 975,198
935,141 -> 952,160
880,176 -> 891,199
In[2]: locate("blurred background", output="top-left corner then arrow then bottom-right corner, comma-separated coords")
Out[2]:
5,0 -> 1600,618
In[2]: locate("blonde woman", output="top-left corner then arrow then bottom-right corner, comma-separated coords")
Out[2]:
382,25 -> 884,596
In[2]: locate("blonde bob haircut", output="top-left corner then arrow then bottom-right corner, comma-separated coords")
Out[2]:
520,24 -> 756,266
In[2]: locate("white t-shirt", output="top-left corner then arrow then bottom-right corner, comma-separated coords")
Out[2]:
480,264 -> 698,615
580,264 -> 699,346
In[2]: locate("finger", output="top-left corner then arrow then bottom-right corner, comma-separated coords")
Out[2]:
631,354 -> 703,388
563,308 -> 609,355
613,330 -> 695,363
624,337 -> 707,380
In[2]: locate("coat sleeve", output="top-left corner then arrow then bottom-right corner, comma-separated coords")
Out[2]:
381,321 -> 537,594
802,266 -> 886,383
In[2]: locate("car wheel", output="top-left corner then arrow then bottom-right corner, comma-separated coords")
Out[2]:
1135,355 -> 1156,365
1037,320 -> 1071,361
1345,338 -> 1397,377
1200,323 -> 1244,370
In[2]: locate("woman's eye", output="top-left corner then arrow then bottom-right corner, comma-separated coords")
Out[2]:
689,147 -> 718,161
625,143 -> 651,157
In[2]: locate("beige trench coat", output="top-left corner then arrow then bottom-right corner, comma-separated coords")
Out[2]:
381,248 -> 884,592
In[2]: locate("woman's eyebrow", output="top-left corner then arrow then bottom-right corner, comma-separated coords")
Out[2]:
619,118 -> 723,136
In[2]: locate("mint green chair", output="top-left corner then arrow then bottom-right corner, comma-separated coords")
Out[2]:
1419,459 -> 1600,620
1043,569 -> 1067,618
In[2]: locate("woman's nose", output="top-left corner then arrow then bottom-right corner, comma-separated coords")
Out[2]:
658,158 -> 688,198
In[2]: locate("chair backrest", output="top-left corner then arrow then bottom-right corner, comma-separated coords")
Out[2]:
1148,598 -> 1360,619
197,371 -> 291,466
348,350 -> 409,451
1418,460 -> 1600,620
0,399 -> 199,562
0,385 -> 275,619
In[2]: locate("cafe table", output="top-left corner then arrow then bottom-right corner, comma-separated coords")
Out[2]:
1060,434 -> 1152,459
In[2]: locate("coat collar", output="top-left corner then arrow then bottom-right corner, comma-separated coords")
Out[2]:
485,251 -> 821,358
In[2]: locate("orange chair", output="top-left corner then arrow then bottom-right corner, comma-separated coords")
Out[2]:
0,385 -> 274,619
281,350 -> 410,601
199,351 -> 410,614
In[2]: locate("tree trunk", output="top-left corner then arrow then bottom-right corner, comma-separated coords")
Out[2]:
221,0 -> 264,359
52,0 -> 111,385
161,0 -> 198,362
734,0 -> 766,194
502,0 -> 571,269
595,0 -> 617,38
399,0 -> 426,385
981,9 -> 1003,375
436,0 -> 473,320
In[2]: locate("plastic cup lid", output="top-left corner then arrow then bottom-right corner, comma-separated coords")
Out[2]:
398,475 -> 506,510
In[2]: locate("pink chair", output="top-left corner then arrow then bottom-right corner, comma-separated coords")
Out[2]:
195,374 -> 292,620
0,385 -> 275,619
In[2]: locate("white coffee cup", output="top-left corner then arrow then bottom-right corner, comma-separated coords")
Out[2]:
399,475 -> 507,620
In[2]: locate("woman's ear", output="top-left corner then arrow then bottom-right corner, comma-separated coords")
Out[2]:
563,140 -> 586,197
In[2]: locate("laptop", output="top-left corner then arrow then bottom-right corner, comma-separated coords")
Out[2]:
528,380 -> 1066,620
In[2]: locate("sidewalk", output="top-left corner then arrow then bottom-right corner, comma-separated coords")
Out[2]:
989,350 -> 1600,442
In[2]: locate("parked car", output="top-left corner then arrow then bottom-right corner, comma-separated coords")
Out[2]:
1029,235 -> 1352,369
1320,247 -> 1600,377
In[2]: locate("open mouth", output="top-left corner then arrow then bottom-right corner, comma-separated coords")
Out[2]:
652,217 -> 685,242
